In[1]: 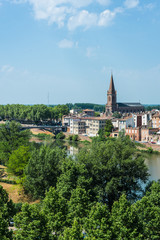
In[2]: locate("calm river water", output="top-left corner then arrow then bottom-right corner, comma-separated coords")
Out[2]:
145,154 -> 160,181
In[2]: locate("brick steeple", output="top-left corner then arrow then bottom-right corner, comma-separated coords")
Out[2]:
106,74 -> 117,115
109,74 -> 115,93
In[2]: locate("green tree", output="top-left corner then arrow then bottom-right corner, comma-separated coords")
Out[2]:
67,187 -> 92,224
42,187 -> 67,235
84,202 -> 112,240
0,186 -> 15,240
58,219 -> 84,240
111,194 -> 143,239
56,157 -> 93,201
104,119 -> 114,137
14,203 -> 50,240
0,121 -> 31,164
135,181 -> 160,239
7,146 -> 30,177
24,145 -> 66,199
112,111 -> 122,118
56,132 -> 65,140
77,137 -> 149,207
72,135 -> 79,142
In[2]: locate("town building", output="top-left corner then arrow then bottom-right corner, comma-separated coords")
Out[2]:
62,116 -> 108,136
141,127 -> 160,142
70,118 -> 86,135
133,113 -> 151,127
118,116 -> 135,131
106,74 -> 145,115
152,112 -> 160,129
125,127 -> 141,141
83,109 -> 95,117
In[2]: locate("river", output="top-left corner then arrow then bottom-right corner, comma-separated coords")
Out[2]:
145,154 -> 160,181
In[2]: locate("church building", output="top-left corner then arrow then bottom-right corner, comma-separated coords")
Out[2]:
105,74 -> 145,115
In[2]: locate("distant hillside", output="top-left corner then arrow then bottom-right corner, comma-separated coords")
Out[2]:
144,105 -> 160,111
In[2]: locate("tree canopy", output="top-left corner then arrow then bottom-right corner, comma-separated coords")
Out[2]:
0,104 -> 69,122
0,121 -> 31,164
24,145 -> 66,199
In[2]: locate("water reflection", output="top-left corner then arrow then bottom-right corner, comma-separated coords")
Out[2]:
145,154 -> 160,181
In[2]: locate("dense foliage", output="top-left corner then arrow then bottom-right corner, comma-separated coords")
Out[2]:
0,121 -> 31,164
145,105 -> 160,111
66,103 -> 105,112
0,186 -> 15,240
24,145 -> 66,199
0,104 -> 69,122
12,181 -> 160,239
1,121 -> 160,239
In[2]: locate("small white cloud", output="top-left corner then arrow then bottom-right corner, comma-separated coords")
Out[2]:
145,3 -> 155,10
58,39 -> 74,48
98,9 -> 116,26
68,10 -> 98,30
0,65 -> 14,73
86,47 -> 96,58
124,0 -> 139,9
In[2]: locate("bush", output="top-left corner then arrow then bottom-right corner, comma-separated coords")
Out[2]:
147,147 -> 153,153
67,135 -> 79,142
36,133 -> 53,140
0,179 -> 16,184
56,132 -> 65,140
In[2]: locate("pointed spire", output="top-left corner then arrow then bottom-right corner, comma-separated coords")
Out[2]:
109,74 -> 115,93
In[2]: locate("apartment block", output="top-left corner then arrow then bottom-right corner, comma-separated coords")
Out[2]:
125,127 -> 141,141
152,112 -> 160,129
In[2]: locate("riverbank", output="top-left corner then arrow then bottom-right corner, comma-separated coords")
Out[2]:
142,142 -> 160,152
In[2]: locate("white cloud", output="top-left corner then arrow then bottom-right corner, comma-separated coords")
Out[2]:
98,9 -> 116,26
0,65 -> 14,73
124,0 -> 139,9
9,0 -> 150,30
68,10 -> 98,30
58,39 -> 74,48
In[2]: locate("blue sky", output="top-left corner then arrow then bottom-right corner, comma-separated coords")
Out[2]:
0,0 -> 159,105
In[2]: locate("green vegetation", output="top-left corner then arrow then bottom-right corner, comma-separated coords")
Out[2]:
67,134 -> 79,141
66,103 -> 105,112
1,118 -> 160,239
12,181 -> 160,239
94,111 -> 100,117
147,147 -> 153,153
145,105 -> 160,111
0,121 -> 31,165
104,119 -> 114,137
56,132 -> 65,140
34,133 -> 54,140
135,141 -> 146,148
0,186 -> 15,240
97,119 -> 114,139
112,111 -> 122,118
24,145 -> 66,199
0,104 -> 69,122
7,146 -> 30,177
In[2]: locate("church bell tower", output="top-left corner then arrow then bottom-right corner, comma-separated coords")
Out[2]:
106,74 -> 117,114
